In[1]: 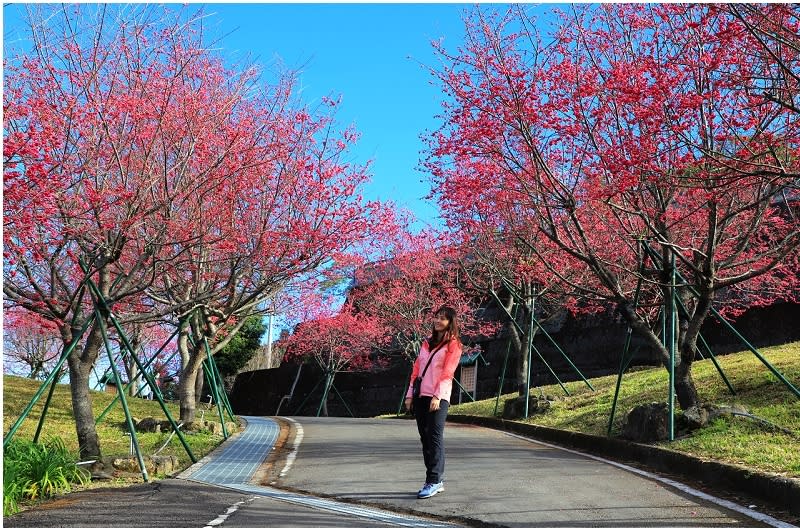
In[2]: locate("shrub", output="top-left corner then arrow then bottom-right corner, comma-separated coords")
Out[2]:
3,437 -> 90,516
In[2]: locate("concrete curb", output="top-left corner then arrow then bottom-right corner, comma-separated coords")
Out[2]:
447,414 -> 800,517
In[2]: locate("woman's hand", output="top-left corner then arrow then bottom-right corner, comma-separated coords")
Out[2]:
404,397 -> 413,412
429,397 -> 441,412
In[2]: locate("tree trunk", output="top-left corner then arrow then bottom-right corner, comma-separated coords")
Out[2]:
179,367 -> 197,423
124,334 -> 142,397
617,299 -> 701,410
179,354 -> 204,423
507,320 -> 526,396
674,335 -> 701,409
515,310 -> 539,396
674,359 -> 699,409
176,324 -> 201,423
195,365 -> 205,407
319,372 -> 334,417
67,323 -> 103,461
674,289 -> 712,410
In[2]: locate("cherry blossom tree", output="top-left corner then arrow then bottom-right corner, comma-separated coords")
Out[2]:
425,5 -> 800,410
4,3 -> 388,456
727,4 -> 800,120
350,231 -> 498,363
3,310 -> 62,380
4,4 -> 234,459
280,300 -> 385,416
141,92 -> 393,422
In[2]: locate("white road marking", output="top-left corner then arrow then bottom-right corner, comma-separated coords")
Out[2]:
504,431 -> 794,528
203,497 -> 256,528
218,483 -> 454,527
191,417 -> 454,527
278,417 -> 303,478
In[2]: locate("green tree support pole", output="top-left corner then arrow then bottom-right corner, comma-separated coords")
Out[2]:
453,376 -> 476,402
608,326 -> 636,436
4,316 -> 95,447
607,251 -> 645,436
202,339 -> 232,420
133,330 -> 179,398
203,358 -> 228,439
642,245 -> 734,390
643,243 -> 796,398
511,297 -> 570,397
106,310 -> 197,463
490,289 -> 576,397
670,295 -> 736,395
331,383 -> 356,417
696,333 -> 736,395
212,358 -> 236,420
91,364 -> 104,390
709,305 -> 800,399
493,337 -> 514,417
188,335 -> 231,433
667,251 -> 676,441
189,334 -> 235,422
95,329 -> 179,424
293,375 -> 324,415
203,341 -> 235,422
530,314 -> 595,391
85,290 -> 196,462
33,367 -> 66,443
97,311 -> 149,482
78,260 -> 196,462
531,340 -> 570,396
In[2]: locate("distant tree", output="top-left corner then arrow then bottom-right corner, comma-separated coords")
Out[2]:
280,301 -> 385,416
3,310 -> 62,380
350,231 -> 499,363
214,315 -> 267,378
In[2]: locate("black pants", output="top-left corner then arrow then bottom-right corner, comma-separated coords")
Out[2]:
413,396 -> 449,484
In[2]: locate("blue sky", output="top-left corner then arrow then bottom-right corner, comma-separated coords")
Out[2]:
203,3 -> 473,229
3,3 -> 553,230
2,3 -> 558,362
207,3 -> 470,229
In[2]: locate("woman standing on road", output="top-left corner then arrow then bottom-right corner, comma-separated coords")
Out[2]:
404,306 -> 463,499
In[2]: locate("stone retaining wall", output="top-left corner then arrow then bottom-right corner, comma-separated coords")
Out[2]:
231,303 -> 800,418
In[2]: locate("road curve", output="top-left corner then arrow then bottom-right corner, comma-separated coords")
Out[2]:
4,415 -> 793,528
270,416 -> 791,528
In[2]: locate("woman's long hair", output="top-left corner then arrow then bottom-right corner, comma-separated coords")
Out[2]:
428,305 -> 461,347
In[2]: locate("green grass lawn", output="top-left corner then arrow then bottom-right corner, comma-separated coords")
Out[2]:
449,341 -> 800,477
3,375 -> 232,473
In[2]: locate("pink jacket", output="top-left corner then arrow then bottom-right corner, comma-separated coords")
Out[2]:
406,338 -> 463,403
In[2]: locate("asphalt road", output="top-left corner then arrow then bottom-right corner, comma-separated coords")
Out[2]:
254,416 -> 772,528
5,415 -> 790,528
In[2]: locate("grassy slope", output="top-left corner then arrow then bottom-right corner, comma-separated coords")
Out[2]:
3,375 -> 230,472
449,341 -> 800,477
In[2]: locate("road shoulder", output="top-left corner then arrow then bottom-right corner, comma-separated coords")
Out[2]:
446,414 -> 800,526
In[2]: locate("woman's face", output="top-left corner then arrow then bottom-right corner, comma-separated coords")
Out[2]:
433,312 -> 450,333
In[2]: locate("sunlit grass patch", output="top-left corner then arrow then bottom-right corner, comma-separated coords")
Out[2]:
449,341 -> 800,477
3,375 -> 230,460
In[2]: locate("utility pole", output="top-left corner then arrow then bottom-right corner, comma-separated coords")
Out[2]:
266,313 -> 274,368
